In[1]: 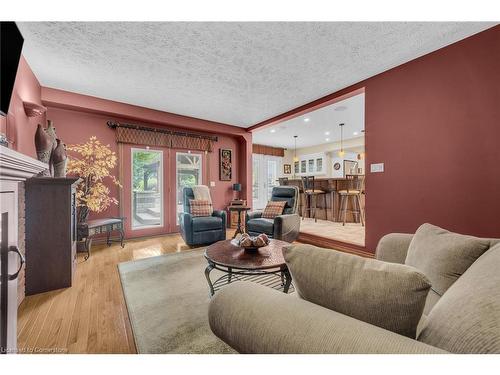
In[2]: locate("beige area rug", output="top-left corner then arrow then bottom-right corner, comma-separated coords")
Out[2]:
118,249 -> 235,354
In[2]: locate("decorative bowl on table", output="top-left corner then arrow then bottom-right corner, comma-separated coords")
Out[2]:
235,233 -> 270,252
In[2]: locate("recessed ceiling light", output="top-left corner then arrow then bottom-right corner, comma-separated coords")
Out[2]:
304,118 -> 310,122
270,129 -> 276,133
325,138 -> 330,142
325,131 -> 330,136
353,132 -> 358,136
335,106 -> 347,112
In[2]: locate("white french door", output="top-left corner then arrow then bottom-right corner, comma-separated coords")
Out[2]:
175,152 -> 203,225
252,154 -> 282,209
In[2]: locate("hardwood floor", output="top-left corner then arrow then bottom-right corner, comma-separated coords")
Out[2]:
17,232 -> 232,354
17,227 -> 367,354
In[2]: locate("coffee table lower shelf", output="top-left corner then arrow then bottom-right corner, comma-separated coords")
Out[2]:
205,266 -> 294,297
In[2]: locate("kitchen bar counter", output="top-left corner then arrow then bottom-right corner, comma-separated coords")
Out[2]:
281,177 -> 364,223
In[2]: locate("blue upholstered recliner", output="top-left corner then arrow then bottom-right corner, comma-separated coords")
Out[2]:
246,186 -> 301,243
179,187 -> 226,246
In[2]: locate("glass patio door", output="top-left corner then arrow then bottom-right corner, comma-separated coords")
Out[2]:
131,148 -> 164,230
175,152 -> 203,226
252,154 -> 281,209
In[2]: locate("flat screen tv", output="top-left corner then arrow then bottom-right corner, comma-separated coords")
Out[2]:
0,22 -> 24,116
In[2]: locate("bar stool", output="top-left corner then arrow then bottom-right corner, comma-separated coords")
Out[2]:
301,176 -> 327,223
324,180 -> 337,222
278,177 -> 289,186
338,175 -> 365,226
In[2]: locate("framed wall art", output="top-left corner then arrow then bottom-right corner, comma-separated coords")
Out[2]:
219,148 -> 232,181
283,164 -> 291,174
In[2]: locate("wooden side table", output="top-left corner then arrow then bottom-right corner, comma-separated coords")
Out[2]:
227,206 -> 251,239
229,199 -> 247,228
77,217 -> 126,260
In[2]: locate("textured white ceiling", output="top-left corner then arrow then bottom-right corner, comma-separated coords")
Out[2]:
18,22 -> 495,127
253,93 -> 364,148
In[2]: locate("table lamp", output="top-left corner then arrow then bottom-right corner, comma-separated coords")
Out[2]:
232,183 -> 242,202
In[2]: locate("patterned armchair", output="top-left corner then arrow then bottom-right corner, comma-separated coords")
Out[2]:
179,187 -> 226,246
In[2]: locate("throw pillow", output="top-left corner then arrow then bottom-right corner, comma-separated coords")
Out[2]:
262,201 -> 286,219
405,223 -> 491,297
283,244 -> 431,338
417,242 -> 500,353
189,199 -> 213,217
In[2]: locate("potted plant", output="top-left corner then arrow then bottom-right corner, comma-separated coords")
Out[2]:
66,136 -> 121,226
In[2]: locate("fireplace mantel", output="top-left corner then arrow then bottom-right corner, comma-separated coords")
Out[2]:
0,145 -> 48,181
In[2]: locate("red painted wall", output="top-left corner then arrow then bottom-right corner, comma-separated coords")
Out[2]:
363,26 -> 500,250
1,56 -> 45,158
43,90 -> 251,237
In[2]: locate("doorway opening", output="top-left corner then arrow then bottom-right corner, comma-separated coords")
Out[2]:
251,90 -> 365,248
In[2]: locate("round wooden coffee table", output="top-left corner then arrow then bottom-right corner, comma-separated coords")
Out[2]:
204,239 -> 293,296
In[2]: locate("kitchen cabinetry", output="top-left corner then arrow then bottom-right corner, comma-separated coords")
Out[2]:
294,152 -> 326,176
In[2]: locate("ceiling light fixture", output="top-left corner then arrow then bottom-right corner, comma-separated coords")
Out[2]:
353,131 -> 358,136
325,138 -> 330,142
325,131 -> 330,136
304,118 -> 310,122
270,129 -> 276,133
338,123 -> 345,157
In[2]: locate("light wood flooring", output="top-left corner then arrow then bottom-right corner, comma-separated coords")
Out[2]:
300,218 -> 365,246
16,232 -> 228,354
17,226 -> 361,354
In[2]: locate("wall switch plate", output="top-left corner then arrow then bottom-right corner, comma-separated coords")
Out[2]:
210,181 -> 216,187
370,163 -> 384,173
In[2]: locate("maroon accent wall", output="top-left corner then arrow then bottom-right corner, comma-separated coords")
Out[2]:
252,25 -> 500,252
0,56 -> 45,157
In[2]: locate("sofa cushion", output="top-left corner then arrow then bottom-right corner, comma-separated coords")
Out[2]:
246,218 -> 274,235
405,223 -> 490,297
192,216 -> 221,232
283,244 -> 431,338
417,242 -> 500,353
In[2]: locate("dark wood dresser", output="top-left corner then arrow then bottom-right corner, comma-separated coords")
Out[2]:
25,177 -> 79,295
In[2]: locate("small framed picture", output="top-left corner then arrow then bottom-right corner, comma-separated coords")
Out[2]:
283,164 -> 291,174
219,148 -> 232,181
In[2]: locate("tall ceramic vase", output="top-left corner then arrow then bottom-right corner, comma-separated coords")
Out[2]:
34,123 -> 54,176
52,139 -> 68,177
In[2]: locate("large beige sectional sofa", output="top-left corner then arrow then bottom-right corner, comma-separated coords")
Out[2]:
208,224 -> 500,353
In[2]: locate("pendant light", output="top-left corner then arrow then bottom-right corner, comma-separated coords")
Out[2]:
338,123 -> 345,157
293,135 -> 299,162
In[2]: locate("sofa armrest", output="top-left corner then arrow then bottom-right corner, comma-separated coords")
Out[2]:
212,210 -> 227,229
209,282 -> 446,354
375,233 -> 414,264
273,214 -> 300,242
246,210 -> 263,223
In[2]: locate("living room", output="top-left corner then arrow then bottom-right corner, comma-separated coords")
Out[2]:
1,1 -> 500,373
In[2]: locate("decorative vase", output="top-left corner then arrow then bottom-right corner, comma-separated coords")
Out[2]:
46,120 -> 58,176
52,139 -> 68,177
34,123 -> 53,176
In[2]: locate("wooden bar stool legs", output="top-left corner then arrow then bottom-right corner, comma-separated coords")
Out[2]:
339,193 -> 365,226
329,191 -> 337,222
302,192 -> 327,223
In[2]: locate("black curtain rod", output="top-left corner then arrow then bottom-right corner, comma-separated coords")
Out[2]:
107,120 -> 218,142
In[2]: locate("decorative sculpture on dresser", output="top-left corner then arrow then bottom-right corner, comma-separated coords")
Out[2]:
34,120 -> 67,177
52,139 -> 68,177
34,122 -> 55,176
